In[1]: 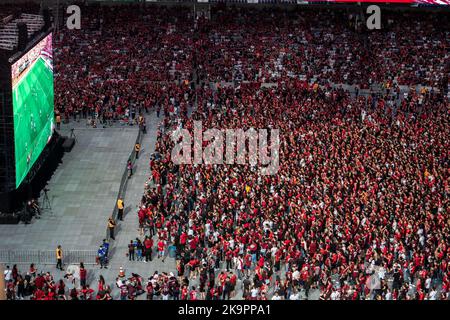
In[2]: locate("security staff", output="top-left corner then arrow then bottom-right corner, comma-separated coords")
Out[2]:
138,115 -> 146,133
108,217 -> 116,240
135,142 -> 141,159
55,112 -> 61,130
117,198 -> 124,221
56,245 -> 63,270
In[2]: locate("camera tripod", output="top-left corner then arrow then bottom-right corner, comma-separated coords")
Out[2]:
70,128 -> 77,143
42,189 -> 53,215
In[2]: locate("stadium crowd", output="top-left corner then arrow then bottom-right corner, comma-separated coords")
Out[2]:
135,78 -> 449,300
3,263 -> 115,300
53,5 -> 194,126
50,5 -> 448,123
195,7 -> 449,88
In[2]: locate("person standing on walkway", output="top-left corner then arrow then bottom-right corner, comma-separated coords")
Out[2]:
128,240 -> 135,261
157,239 -> 166,262
4,265 -> 12,283
127,159 -> 133,177
16,275 -> 25,300
117,198 -> 124,221
102,239 -> 110,257
56,245 -> 63,270
55,111 -> 61,130
79,262 -> 87,287
144,236 -> 153,263
135,142 -> 141,159
98,246 -> 107,269
138,115 -> 146,134
108,217 -> 116,240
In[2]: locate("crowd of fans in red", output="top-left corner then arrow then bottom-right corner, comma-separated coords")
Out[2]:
50,5 -> 449,123
140,78 -> 448,300
3,263 -> 115,300
194,7 -> 449,88
53,5 -> 194,125
132,6 -> 449,301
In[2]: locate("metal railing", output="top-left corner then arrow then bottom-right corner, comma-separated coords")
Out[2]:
106,127 -> 144,240
0,249 -> 98,265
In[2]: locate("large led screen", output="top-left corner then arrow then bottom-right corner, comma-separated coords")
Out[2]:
11,33 -> 54,188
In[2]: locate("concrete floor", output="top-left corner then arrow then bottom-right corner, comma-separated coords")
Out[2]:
0,120 -> 139,251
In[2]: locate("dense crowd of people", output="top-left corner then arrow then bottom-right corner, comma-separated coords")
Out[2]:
53,5 -> 194,126
50,5 -> 448,124
195,7 -> 449,88
136,77 -> 448,300
3,263 -> 115,300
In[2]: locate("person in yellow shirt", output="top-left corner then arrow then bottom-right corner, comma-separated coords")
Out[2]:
117,198 -> 124,221
56,245 -> 63,270
135,143 -> 141,159
108,217 -> 116,240
421,87 -> 427,95
55,112 -> 61,130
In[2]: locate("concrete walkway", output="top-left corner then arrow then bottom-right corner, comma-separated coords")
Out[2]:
105,111 -> 175,278
0,113 -> 170,299
0,121 -> 139,251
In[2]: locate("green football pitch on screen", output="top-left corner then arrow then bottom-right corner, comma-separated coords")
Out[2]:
12,56 -> 54,188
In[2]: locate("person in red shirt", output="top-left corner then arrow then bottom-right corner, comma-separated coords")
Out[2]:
188,258 -> 199,280
229,272 -> 237,298
144,236 -> 153,262
6,280 -> 16,300
189,286 -> 198,300
35,274 -> 45,290
45,288 -> 56,300
244,252 -> 252,277
33,288 -> 45,300
157,239 -> 166,261
180,232 -> 188,250
181,285 -> 188,300
79,262 -> 87,288
81,285 -> 94,300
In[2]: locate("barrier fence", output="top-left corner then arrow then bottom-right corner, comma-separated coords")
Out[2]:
106,127 -> 144,240
0,249 -> 98,265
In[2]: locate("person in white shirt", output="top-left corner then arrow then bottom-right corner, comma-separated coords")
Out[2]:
292,269 -> 300,282
270,246 -> 278,261
289,290 -> 300,300
4,265 -> 12,282
116,277 -> 125,289
272,292 -> 282,300
428,288 -> 437,300
238,242 -> 245,255
250,287 -> 259,299
205,222 -> 211,237
425,277 -> 431,292
263,220 -> 271,232
229,238 -> 235,250
330,289 -> 341,300
385,289 -> 392,300
236,256 -> 244,280
378,266 -> 386,280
